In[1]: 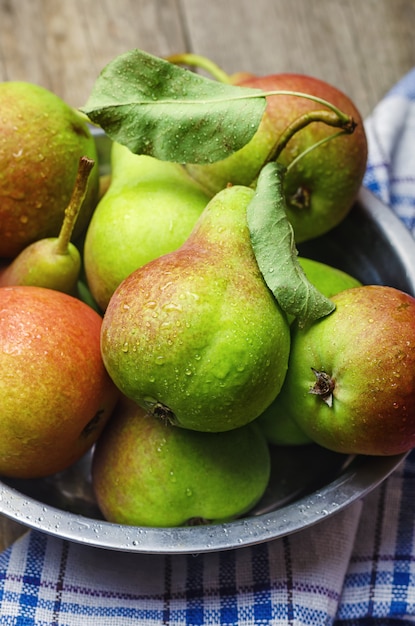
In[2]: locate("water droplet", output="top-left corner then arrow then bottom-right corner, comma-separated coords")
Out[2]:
163,302 -> 182,312
121,342 -> 129,353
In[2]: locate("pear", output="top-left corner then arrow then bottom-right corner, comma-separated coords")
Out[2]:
0,82 -> 99,259
276,286 -> 415,456
83,141 -> 210,311
92,396 -> 271,527
0,156 -> 95,294
297,256 -> 362,297
101,184 -> 291,432
0,285 -> 119,478
185,72 -> 367,243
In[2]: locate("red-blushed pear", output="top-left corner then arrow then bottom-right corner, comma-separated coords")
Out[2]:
185,71 -> 367,243
0,285 -> 119,478
92,395 -> 271,527
271,285 -> 415,456
0,82 -> 99,259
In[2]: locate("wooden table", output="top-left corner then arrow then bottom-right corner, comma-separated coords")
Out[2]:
0,0 -> 415,551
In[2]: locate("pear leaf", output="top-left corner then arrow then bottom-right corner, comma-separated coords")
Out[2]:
81,49 -> 267,165
247,161 -> 336,327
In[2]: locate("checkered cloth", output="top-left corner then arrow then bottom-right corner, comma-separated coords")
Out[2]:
1,69 -> 415,625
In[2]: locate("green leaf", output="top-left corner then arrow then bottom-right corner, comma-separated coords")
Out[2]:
81,49 -> 267,165
247,162 -> 335,327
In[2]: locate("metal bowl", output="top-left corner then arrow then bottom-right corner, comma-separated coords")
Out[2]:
0,131 -> 414,554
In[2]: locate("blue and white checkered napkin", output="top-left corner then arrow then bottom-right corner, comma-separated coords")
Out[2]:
2,69 -> 415,626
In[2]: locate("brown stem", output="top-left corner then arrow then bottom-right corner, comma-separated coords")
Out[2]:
54,156 -> 95,255
309,368 -> 335,407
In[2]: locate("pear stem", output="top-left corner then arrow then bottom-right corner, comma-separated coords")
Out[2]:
166,53 -> 232,84
268,109 -> 356,164
54,156 -> 95,256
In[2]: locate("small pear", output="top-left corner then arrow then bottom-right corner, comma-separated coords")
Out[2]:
101,184 -> 291,432
297,257 -> 362,297
92,396 -> 271,527
0,82 -> 99,259
83,141 -> 210,311
0,157 -> 95,294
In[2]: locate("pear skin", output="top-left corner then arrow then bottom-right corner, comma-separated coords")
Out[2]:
92,396 -> 271,527
0,82 -> 99,259
84,142 -> 210,311
101,184 -> 291,432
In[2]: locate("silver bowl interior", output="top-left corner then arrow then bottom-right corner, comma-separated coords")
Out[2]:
0,132 -> 414,553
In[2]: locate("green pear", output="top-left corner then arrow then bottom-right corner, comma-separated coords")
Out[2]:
0,156 -> 95,294
185,72 -> 367,243
257,257 -> 361,445
258,406 -> 313,446
0,285 -> 119,478
101,184 -> 291,432
92,395 -> 271,527
0,82 -> 99,259
83,141 -> 210,311
298,257 -> 362,297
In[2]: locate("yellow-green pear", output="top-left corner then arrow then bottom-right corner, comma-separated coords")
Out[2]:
101,184 -> 291,432
92,396 -> 271,527
83,141 -> 210,311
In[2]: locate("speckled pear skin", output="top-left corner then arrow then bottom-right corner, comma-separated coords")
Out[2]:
101,184 -> 291,432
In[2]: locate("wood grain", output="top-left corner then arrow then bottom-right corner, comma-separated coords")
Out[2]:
0,0 -> 414,551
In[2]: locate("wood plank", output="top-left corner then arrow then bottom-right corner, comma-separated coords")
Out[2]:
181,0 -> 415,117
0,0 -> 187,106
